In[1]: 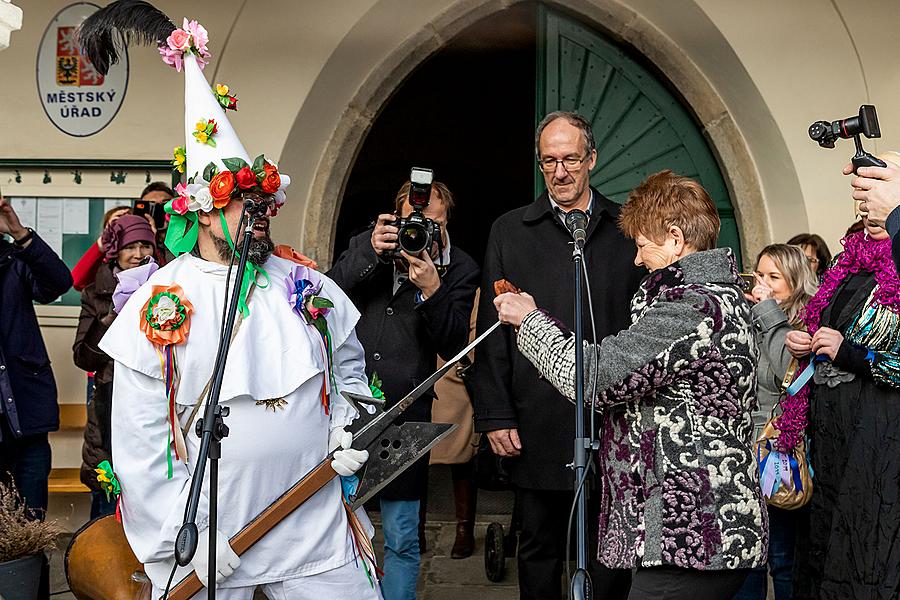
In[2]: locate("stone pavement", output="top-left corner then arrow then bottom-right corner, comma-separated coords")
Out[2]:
48,517 -> 520,599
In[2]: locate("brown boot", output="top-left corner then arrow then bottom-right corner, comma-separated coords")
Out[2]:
451,475 -> 476,559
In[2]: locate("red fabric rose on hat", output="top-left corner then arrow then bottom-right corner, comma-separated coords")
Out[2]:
260,164 -> 281,195
209,170 -> 236,208
236,166 -> 257,190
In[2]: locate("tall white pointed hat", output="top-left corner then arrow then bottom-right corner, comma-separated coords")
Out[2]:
77,7 -> 290,256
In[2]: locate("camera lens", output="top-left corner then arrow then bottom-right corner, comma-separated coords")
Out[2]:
398,222 -> 429,255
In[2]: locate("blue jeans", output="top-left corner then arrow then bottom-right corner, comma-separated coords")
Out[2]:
90,490 -> 117,520
380,498 -> 420,600
732,505 -> 799,600
0,420 -> 51,520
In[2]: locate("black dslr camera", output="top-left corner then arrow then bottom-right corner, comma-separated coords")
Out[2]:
386,167 -> 443,258
808,104 -> 887,174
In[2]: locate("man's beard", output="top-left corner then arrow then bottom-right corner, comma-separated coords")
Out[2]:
211,231 -> 275,266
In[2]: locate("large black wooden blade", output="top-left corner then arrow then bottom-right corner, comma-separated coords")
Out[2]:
348,320 -> 501,450
350,421 -> 456,509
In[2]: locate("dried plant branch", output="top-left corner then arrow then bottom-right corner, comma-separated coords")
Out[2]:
0,477 -> 62,563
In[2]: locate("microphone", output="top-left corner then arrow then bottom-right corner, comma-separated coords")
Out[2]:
565,209 -> 588,249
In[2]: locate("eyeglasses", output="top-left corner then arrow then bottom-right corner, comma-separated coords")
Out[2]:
538,155 -> 590,173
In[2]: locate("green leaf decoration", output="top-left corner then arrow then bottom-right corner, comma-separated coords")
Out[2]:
222,157 -> 249,172
207,138 -> 217,148
251,154 -> 266,173
311,297 -> 334,309
369,372 -> 386,401
165,212 -> 199,256
203,161 -> 218,182
313,316 -> 329,337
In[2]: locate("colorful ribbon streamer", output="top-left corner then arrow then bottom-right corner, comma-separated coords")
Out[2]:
219,211 -> 269,317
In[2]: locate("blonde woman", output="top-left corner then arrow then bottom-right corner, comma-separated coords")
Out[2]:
735,243 -> 817,600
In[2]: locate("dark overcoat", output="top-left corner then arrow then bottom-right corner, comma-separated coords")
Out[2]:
328,229 -> 479,500
73,262 -> 118,490
470,189 -> 644,490
0,233 -> 73,440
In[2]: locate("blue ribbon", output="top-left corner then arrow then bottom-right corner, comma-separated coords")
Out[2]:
786,353 -> 827,396
789,453 -> 803,492
340,474 -> 359,502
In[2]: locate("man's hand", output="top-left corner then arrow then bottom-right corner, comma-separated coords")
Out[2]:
329,427 -> 369,476
486,428 -> 522,457
844,162 -> 900,226
191,528 -> 241,587
494,292 -> 538,328
0,197 -> 29,241
811,327 -> 844,361
400,249 -> 440,299
785,330 -> 813,359
371,214 -> 399,255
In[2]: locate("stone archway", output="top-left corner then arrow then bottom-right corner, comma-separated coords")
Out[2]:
285,0 -> 795,268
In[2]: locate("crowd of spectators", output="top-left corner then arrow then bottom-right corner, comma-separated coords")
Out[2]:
5,112 -> 900,600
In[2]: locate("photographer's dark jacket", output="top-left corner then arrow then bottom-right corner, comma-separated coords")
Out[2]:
0,233 -> 72,440
73,262 -> 118,490
328,228 -> 479,500
471,189 -> 644,490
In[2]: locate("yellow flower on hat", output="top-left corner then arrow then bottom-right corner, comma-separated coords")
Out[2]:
196,132 -> 208,144
195,121 -> 206,132
215,83 -> 229,96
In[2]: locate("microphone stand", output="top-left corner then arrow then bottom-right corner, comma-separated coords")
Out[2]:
173,201 -> 258,598
569,229 -> 592,600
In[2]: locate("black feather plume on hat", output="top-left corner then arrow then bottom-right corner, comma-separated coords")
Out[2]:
76,0 -> 176,75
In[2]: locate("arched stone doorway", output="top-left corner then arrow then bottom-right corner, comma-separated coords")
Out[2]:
284,0 -> 790,269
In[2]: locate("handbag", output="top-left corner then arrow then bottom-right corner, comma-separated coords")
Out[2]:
754,358 -> 814,510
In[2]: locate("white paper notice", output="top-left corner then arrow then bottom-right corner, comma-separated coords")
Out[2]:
104,199 -> 128,214
63,198 -> 90,234
37,198 -> 63,256
8,197 -> 36,230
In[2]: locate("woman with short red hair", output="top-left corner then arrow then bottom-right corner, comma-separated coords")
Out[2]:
495,170 -> 767,600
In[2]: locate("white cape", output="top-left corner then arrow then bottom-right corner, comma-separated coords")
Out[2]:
100,253 -> 373,588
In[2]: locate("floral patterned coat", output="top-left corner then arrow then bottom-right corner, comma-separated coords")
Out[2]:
517,248 -> 768,571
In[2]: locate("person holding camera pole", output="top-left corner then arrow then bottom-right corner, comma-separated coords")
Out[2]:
470,111 -> 643,600
845,152 -> 900,273
328,176 -> 479,600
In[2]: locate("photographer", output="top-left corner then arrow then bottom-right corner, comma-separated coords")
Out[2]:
845,153 -> 900,272
328,177 -> 478,600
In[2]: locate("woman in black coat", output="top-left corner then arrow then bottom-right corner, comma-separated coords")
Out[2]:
73,215 -> 156,518
782,217 -> 900,599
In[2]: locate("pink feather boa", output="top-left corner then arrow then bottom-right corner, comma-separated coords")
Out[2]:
775,231 -> 900,451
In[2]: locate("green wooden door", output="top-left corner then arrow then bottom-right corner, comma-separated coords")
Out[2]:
537,7 -> 741,264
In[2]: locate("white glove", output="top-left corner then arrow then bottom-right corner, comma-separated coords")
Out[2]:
329,427 -> 369,477
191,527 -> 241,587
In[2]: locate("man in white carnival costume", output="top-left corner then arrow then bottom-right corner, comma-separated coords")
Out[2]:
78,5 -> 383,598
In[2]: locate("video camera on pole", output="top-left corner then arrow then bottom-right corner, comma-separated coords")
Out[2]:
386,167 -> 443,258
808,104 -> 887,174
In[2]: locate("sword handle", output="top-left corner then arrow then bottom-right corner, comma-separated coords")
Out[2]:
165,459 -> 338,600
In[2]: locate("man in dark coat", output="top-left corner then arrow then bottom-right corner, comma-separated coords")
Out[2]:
471,112 -> 644,600
328,179 -> 479,600
0,195 -> 72,517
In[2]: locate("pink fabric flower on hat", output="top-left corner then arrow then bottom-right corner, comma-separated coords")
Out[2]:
170,195 -> 189,216
183,19 -> 209,55
158,19 -> 212,71
167,28 -> 190,51
159,44 -> 184,72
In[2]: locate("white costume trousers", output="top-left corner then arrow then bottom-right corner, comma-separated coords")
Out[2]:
154,560 -> 382,600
